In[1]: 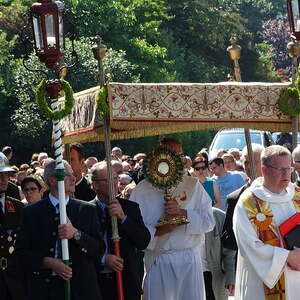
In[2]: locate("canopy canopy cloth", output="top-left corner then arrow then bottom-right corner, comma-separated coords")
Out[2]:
61,81 -> 293,143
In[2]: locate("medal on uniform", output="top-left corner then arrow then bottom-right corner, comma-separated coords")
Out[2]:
7,236 -> 12,242
6,201 -> 15,213
8,246 -> 14,254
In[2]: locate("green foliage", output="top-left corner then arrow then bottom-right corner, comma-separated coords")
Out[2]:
164,131 -> 213,158
63,38 -> 140,91
0,0 -> 291,163
252,43 -> 280,82
221,0 -> 286,39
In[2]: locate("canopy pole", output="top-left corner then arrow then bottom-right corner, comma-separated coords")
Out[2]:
227,38 -> 256,180
292,56 -> 299,152
287,39 -> 300,182
92,36 -> 125,300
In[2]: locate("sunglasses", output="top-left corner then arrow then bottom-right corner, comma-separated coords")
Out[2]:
23,187 -> 38,192
194,166 -> 206,171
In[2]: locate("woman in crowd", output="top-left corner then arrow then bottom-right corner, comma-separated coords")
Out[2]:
192,158 -> 221,208
21,176 -> 44,204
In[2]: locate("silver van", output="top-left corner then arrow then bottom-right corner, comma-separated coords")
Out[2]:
209,128 -> 274,159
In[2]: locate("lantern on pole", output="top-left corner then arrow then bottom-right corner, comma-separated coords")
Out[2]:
287,0 -> 300,40
30,0 -> 65,69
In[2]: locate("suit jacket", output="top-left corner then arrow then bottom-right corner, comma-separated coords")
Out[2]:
222,184 -> 248,250
91,197 -> 151,300
205,208 -> 236,300
15,196 -> 104,300
6,181 -> 20,200
74,177 -> 96,202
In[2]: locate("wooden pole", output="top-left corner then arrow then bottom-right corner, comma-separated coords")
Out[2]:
92,36 -> 125,300
227,38 -> 256,180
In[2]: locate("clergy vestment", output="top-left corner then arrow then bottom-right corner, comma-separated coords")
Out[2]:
233,178 -> 300,300
130,175 -> 215,300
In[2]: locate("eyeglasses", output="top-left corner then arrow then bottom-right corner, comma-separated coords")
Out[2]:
265,165 -> 294,173
194,166 -> 206,171
23,187 -> 38,192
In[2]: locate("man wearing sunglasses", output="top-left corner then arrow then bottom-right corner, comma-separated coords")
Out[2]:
233,145 -> 300,300
0,152 -> 26,300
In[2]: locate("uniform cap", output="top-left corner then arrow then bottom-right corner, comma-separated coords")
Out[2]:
0,152 -> 15,173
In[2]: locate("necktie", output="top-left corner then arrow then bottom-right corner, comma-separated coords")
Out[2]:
55,204 -> 62,259
104,206 -> 113,252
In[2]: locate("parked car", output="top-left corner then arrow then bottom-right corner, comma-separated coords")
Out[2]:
209,128 -> 274,159
272,132 -> 299,145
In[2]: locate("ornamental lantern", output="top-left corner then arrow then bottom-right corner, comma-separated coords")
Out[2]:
30,0 -> 65,69
287,0 -> 300,40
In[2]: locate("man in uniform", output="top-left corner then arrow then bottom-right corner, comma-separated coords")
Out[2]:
15,159 -> 104,300
91,161 -> 150,300
0,152 -> 26,300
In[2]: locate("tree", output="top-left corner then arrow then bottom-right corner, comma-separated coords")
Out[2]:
262,18 -> 291,80
221,0 -> 286,39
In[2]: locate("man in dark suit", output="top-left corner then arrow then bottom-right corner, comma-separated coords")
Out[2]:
0,152 -> 27,300
222,143 -> 263,250
90,161 -> 150,300
69,143 -> 96,201
15,159 -> 104,300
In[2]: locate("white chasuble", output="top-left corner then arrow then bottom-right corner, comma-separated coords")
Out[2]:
233,178 -> 300,300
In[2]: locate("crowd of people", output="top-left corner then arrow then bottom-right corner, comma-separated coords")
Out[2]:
1,139 -> 300,300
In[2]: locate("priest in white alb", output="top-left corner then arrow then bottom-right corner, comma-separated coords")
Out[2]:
233,145 -> 300,300
130,138 -> 215,300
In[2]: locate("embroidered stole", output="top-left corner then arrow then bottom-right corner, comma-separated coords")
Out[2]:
243,189 -> 300,300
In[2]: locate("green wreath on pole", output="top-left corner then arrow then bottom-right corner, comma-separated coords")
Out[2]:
35,79 -> 75,121
96,85 -> 109,116
278,76 -> 300,117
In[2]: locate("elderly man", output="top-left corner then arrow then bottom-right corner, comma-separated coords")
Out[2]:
222,143 -> 264,250
0,153 -> 26,300
90,161 -> 150,300
118,174 -> 132,193
15,160 -> 104,300
130,138 -> 215,300
111,147 -> 123,161
233,145 -> 300,299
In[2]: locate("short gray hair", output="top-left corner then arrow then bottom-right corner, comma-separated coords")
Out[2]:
292,145 -> 300,160
261,145 -> 291,166
242,143 -> 264,157
44,159 -> 70,185
119,173 -> 132,182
